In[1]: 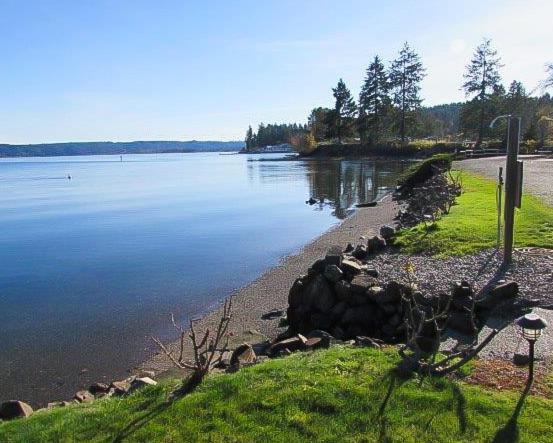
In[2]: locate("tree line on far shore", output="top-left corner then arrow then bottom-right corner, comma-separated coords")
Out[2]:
244,39 -> 553,153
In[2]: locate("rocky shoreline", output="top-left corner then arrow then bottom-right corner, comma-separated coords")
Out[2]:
139,196 -> 401,378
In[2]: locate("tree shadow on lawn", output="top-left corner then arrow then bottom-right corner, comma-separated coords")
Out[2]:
112,375 -> 203,442
491,379 -> 532,443
376,368 -> 470,440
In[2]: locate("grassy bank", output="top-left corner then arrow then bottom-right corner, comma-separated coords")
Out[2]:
395,172 -> 553,255
1,347 -> 552,442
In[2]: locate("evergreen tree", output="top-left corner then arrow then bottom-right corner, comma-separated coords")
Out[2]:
308,107 -> 333,141
245,125 -> 254,151
389,43 -> 426,143
543,63 -> 553,91
332,78 -> 357,143
462,38 -> 503,146
359,55 -> 390,144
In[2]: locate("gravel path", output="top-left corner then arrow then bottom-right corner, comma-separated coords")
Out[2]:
455,155 -> 553,206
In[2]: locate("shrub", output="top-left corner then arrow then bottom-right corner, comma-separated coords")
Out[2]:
398,153 -> 454,190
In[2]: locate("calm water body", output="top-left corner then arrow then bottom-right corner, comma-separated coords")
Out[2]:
0,152 -> 404,405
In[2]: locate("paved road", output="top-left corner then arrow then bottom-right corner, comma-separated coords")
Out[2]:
455,155 -> 553,206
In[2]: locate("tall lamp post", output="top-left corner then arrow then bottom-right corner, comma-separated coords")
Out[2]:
515,312 -> 548,384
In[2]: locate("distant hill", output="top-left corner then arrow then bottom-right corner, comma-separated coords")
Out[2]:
0,140 -> 244,158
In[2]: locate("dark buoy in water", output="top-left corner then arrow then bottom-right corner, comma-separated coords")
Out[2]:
67,174 -> 72,180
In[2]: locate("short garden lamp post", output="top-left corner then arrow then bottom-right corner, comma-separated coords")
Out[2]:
515,312 -> 548,383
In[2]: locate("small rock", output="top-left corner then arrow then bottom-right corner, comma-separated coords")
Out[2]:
261,309 -> 285,320
129,377 -> 158,392
352,244 -> 368,260
367,236 -> 387,253
230,343 -> 257,367
0,400 -> 33,420
140,370 -> 156,379
268,334 -> 307,355
74,390 -> 94,403
324,264 -> 344,282
304,337 -> 323,349
89,382 -> 110,396
355,336 -> 384,348
366,268 -> 379,278
379,225 -> 395,240
350,274 -> 377,293
324,246 -> 343,267
306,330 -> 334,348
110,379 -> 132,396
341,259 -> 363,275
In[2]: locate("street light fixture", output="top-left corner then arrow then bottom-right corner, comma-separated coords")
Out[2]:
515,312 -> 548,383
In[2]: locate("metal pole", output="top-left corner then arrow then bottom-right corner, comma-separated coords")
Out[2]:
503,117 -> 520,265
497,167 -> 503,249
528,340 -> 535,384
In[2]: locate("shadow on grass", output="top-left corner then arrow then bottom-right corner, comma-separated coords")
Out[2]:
451,384 -> 467,434
112,374 -> 203,442
376,369 -> 408,442
491,379 -> 532,443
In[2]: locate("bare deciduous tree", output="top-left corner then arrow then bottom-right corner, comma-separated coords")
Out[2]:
152,297 -> 233,393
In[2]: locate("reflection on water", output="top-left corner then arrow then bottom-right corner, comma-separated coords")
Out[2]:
254,158 -> 405,219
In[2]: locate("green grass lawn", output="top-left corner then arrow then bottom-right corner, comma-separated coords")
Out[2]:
395,172 -> 553,255
2,346 -> 552,442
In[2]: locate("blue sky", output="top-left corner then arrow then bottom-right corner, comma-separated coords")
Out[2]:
1,0 -> 552,144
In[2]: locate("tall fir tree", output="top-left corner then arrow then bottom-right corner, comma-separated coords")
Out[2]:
359,55 -> 390,144
332,78 -> 357,143
543,63 -> 553,91
389,43 -> 426,143
245,125 -> 254,150
462,38 -> 503,146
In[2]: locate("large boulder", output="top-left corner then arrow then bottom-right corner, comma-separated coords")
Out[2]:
477,281 -> 519,311
304,275 -> 335,313
0,400 -> 33,420
341,305 -> 374,325
324,264 -> 343,283
384,281 -> 406,304
288,277 -> 305,308
335,280 -> 352,301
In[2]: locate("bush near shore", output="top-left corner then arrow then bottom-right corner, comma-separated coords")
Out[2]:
2,347 -> 553,442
